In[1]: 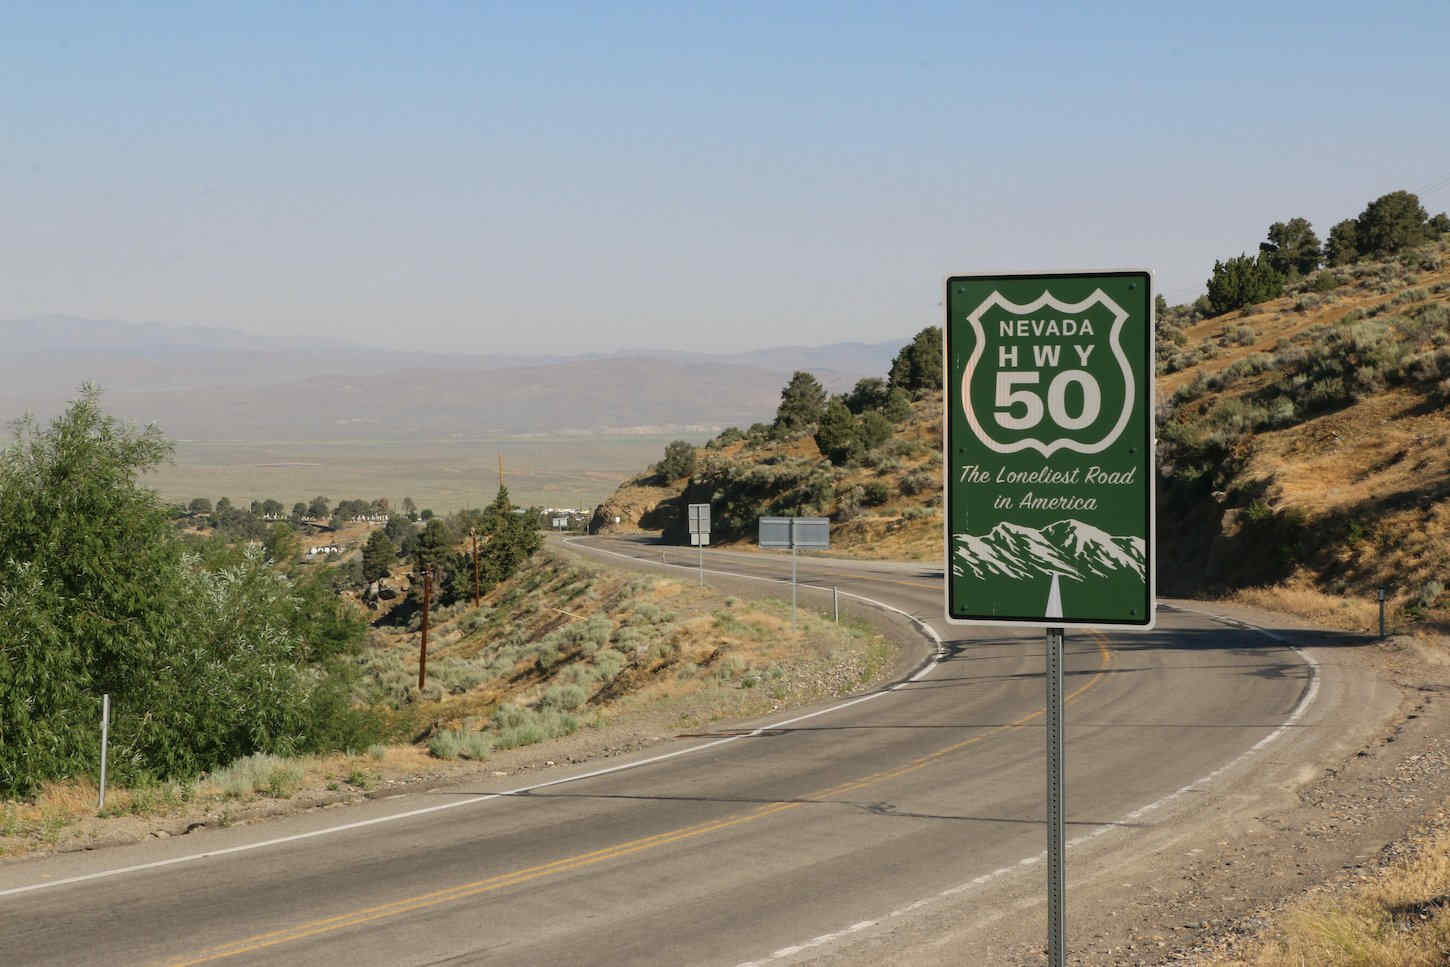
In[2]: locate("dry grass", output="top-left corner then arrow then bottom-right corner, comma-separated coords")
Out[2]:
1232,581 -> 1386,634
1202,816 -> 1450,966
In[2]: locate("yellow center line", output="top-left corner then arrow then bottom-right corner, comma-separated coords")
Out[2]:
167,634 -> 1112,966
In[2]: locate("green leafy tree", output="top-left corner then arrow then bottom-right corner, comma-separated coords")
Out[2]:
1205,254 -> 1284,315
1325,219 -> 1360,266
413,518 -> 454,573
291,501 -> 308,520
362,530 -> 396,584
307,495 -> 330,519
1430,213 -> 1450,236
657,440 -> 697,480
0,387 -> 374,795
1259,218 -> 1322,276
844,377 -> 889,414
1356,190 -> 1430,257
261,498 -> 284,517
814,398 -> 863,466
214,496 -> 233,517
882,387 -> 913,423
188,496 -> 212,515
774,371 -> 827,431
888,327 -> 944,397
263,522 -> 299,563
860,410 -> 893,450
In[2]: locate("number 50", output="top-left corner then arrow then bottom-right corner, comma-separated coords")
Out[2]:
994,370 -> 1101,431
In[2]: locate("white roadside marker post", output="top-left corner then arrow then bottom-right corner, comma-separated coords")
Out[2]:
98,694 -> 110,811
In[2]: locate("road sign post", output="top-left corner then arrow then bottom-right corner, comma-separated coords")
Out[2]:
688,504 -> 711,587
946,270 -> 1155,967
759,517 -> 829,629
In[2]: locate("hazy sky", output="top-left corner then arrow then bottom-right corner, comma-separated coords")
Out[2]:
5,2 -> 1448,354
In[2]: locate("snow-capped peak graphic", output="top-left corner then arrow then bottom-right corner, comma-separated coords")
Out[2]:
952,519 -> 1146,584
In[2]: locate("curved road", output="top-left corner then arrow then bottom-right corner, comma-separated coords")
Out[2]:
0,536 -> 1388,966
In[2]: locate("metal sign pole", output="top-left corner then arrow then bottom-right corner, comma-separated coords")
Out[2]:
1046,626 -> 1066,967
698,542 -> 704,586
833,586 -> 839,623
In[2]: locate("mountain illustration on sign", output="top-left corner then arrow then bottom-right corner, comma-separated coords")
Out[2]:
952,520 -> 1146,584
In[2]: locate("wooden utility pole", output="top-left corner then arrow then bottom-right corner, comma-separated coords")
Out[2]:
498,453 -> 505,491
419,567 -> 432,690
470,528 -> 481,607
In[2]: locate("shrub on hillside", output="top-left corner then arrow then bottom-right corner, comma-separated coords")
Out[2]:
1206,254 -> 1284,314
774,371 -> 828,432
899,469 -> 934,497
860,410 -> 893,451
888,327 -> 944,397
815,398 -> 863,466
709,426 -> 744,449
657,440 -> 697,480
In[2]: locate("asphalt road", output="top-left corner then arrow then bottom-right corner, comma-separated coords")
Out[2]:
0,536 -> 1386,966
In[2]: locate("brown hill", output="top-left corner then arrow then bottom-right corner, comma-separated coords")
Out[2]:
595,240 -> 1450,631
594,387 -> 946,560
1155,238 -> 1450,629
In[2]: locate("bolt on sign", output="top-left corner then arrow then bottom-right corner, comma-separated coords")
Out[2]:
945,271 -> 1155,628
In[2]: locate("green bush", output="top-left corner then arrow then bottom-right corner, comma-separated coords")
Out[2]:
899,469 -> 934,496
428,729 -> 464,760
862,481 -> 890,506
541,684 -> 587,711
657,440 -> 696,480
1206,254 -> 1284,314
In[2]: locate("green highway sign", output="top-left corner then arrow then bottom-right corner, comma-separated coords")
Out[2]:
945,270 -> 1155,629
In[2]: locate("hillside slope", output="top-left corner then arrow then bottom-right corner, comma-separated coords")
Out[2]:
1156,239 -> 1450,626
594,389 -> 946,560
595,241 -> 1450,628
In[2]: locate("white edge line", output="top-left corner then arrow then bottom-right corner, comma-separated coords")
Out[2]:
0,541 -> 944,901
732,601 -> 1322,966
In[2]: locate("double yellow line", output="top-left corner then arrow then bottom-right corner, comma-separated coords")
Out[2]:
169,634 -> 1112,965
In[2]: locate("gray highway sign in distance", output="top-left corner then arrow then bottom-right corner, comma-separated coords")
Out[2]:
791,517 -> 830,549
758,517 -> 793,548
688,503 -> 711,534
945,270 -> 1155,629
757,517 -> 830,549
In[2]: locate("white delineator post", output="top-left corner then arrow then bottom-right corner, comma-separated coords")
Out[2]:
98,694 -> 110,811
1044,574 -> 1066,967
791,545 -> 798,631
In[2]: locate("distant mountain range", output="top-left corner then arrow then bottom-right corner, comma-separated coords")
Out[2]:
953,520 -> 1146,584
0,316 -> 910,439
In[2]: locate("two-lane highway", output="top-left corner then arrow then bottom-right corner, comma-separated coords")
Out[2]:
0,536 -> 1386,966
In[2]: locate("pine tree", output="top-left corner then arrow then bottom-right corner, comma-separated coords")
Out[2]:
775,371 -> 827,431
